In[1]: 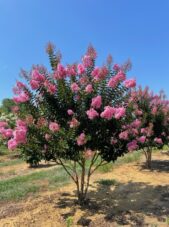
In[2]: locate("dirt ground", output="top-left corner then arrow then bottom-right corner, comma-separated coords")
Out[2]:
0,152 -> 169,227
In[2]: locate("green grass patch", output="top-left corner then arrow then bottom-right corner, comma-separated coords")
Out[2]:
115,151 -> 142,165
0,167 -> 70,201
96,179 -> 118,186
98,151 -> 142,173
0,158 -> 24,167
0,145 -> 10,155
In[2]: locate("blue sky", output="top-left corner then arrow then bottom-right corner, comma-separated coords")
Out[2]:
0,0 -> 169,102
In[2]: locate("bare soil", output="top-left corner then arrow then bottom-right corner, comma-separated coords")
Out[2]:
0,152 -> 169,227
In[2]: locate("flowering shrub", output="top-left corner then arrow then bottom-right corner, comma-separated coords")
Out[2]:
119,87 -> 169,168
0,44 -> 139,203
0,112 -> 17,149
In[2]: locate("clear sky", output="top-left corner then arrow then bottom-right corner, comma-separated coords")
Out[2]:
0,0 -> 169,102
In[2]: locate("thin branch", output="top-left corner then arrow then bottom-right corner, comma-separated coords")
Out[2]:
58,158 -> 77,184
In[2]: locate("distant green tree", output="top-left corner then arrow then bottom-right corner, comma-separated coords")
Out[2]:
0,98 -> 15,114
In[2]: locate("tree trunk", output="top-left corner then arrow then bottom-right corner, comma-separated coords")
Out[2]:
77,158 -> 87,205
144,149 -> 152,169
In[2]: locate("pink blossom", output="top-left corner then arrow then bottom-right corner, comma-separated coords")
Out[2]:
37,117 -> 47,128
49,122 -> 60,132
152,107 -> 157,115
0,121 -> 8,128
108,77 -> 118,88
79,76 -> 88,85
137,136 -> 146,143
86,45 -> 97,59
124,79 -> 136,88
32,69 -> 45,82
82,55 -> 93,68
85,84 -> 93,93
114,107 -> 126,119
141,128 -> 147,134
113,64 -> 120,71
71,83 -> 80,92
131,119 -> 142,128
131,128 -> 139,136
91,67 -> 100,79
8,139 -> 18,150
154,137 -> 163,144
100,106 -> 115,120
16,81 -> 26,89
66,64 -> 77,76
91,95 -> 102,109
3,129 -> 13,138
67,109 -> 74,115
86,108 -> 99,120
30,80 -> 40,90
54,64 -> 66,79
45,134 -> 51,141
44,81 -> 57,94
119,131 -> 129,140
135,110 -> 143,116
77,133 -> 87,146
16,120 -> 27,128
127,140 -> 138,151
84,149 -> 94,159
13,92 -> 29,103
77,64 -> 85,74
69,118 -> 80,128
13,128 -> 27,144
116,71 -> 126,82
91,67 -> 108,81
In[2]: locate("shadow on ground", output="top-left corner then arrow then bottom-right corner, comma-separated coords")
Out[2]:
56,173 -> 169,226
141,159 -> 169,172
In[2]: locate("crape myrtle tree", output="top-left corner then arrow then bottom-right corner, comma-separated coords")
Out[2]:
118,86 -> 169,168
0,44 -> 137,203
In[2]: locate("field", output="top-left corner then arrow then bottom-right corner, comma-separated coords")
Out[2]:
0,150 -> 169,227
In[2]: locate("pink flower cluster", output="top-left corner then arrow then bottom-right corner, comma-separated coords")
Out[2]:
49,122 -> 60,132
44,81 -> 57,94
91,66 -> 108,81
85,84 -> 93,93
54,64 -> 67,79
77,133 -> 87,146
108,71 -> 126,88
91,96 -> 102,109
127,140 -> 138,151
0,120 -> 28,150
77,64 -> 85,74
30,69 -> 45,90
124,79 -> 136,88
69,118 -> 80,128
82,55 -> 93,68
71,83 -> 80,92
86,108 -> 99,120
154,137 -> 163,144
13,92 -> 30,103
100,106 -> 126,120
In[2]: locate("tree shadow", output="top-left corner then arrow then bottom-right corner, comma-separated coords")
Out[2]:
141,160 -> 169,172
29,163 -> 56,169
56,181 -> 169,226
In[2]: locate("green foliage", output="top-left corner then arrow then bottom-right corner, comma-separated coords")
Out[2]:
66,217 -> 73,227
0,98 -> 15,114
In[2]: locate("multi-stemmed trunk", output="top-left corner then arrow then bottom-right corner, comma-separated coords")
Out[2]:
56,152 -> 107,205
